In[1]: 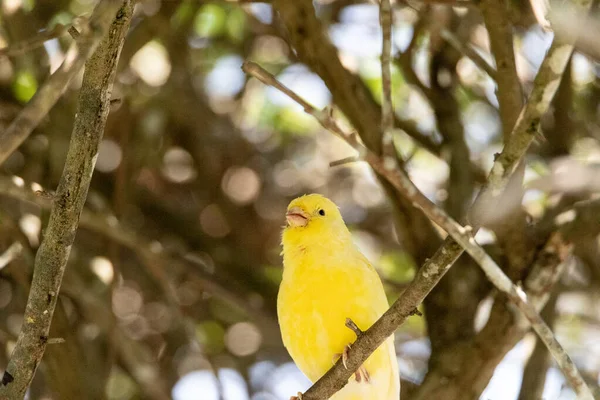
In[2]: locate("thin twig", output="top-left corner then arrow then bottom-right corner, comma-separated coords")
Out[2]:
242,61 -> 595,400
0,2 -> 125,166
439,29 -> 497,80
0,24 -> 69,57
345,318 -> 363,338
329,156 -> 360,167
0,2 -> 133,398
380,0 -> 397,169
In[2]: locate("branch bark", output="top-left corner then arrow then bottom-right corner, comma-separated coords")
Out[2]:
517,292 -> 558,400
479,0 -> 523,138
0,1 -> 125,166
0,2 -> 133,398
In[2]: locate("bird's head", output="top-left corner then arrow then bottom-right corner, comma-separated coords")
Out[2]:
283,194 -> 348,236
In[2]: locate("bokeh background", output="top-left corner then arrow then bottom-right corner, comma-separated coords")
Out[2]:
0,0 -> 600,399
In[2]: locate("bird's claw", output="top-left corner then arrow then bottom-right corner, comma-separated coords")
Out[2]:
290,392 -> 303,400
333,344 -> 352,369
333,344 -> 370,383
355,365 -> 370,383
342,344 -> 350,369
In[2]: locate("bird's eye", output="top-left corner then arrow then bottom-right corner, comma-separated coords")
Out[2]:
318,209 -> 325,216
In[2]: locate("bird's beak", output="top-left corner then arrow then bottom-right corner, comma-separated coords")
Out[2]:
286,206 -> 309,227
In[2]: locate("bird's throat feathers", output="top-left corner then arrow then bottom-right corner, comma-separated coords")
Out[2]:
281,221 -> 353,268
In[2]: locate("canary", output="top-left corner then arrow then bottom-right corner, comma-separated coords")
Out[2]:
278,194 -> 400,400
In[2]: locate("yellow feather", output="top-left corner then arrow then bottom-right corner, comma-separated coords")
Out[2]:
278,194 -> 400,400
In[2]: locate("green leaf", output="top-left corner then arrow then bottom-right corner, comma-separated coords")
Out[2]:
226,8 -> 247,43
13,71 -> 37,103
194,4 -> 227,38
196,320 -> 226,354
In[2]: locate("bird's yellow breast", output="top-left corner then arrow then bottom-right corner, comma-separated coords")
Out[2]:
277,240 -> 390,383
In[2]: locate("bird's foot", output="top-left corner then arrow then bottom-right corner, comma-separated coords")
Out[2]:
290,392 -> 303,400
332,344 -> 352,369
355,364 -> 370,383
333,344 -> 370,383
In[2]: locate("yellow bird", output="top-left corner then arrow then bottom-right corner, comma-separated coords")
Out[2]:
278,194 -> 400,400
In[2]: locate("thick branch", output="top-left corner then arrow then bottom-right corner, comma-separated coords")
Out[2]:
0,2 -> 133,398
242,60 -> 594,400
0,1 -> 125,165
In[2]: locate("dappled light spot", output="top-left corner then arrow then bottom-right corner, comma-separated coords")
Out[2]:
266,363 -> 311,399
96,139 -> 122,173
249,361 -> 277,392
107,367 -> 137,400
139,0 -> 160,16
352,178 -> 384,208
457,57 -> 479,86
266,65 -> 331,111
222,166 -> 261,205
251,36 -> 289,64
30,181 -> 42,193
219,369 -> 250,400
90,256 -> 114,284
200,204 -> 230,238
19,213 -> 40,247
112,285 -> 143,319
173,370 -> 219,400
225,322 -> 262,357
205,55 -> 245,98
162,147 -> 197,183
0,56 -> 13,83
2,0 -> 23,14
174,347 -> 213,377
11,175 -> 24,187
130,41 -> 171,87
80,323 -> 101,340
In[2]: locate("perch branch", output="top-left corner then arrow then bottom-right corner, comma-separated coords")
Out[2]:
242,60 -> 594,400
0,2 -> 133,398
0,1 -> 125,166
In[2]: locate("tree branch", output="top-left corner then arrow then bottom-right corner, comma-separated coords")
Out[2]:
479,0 -> 523,138
379,0 -> 398,170
242,60 -> 595,400
0,2 -> 133,397
517,292 -> 558,400
440,28 -> 497,80
0,23 -> 70,57
0,1 -> 125,166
